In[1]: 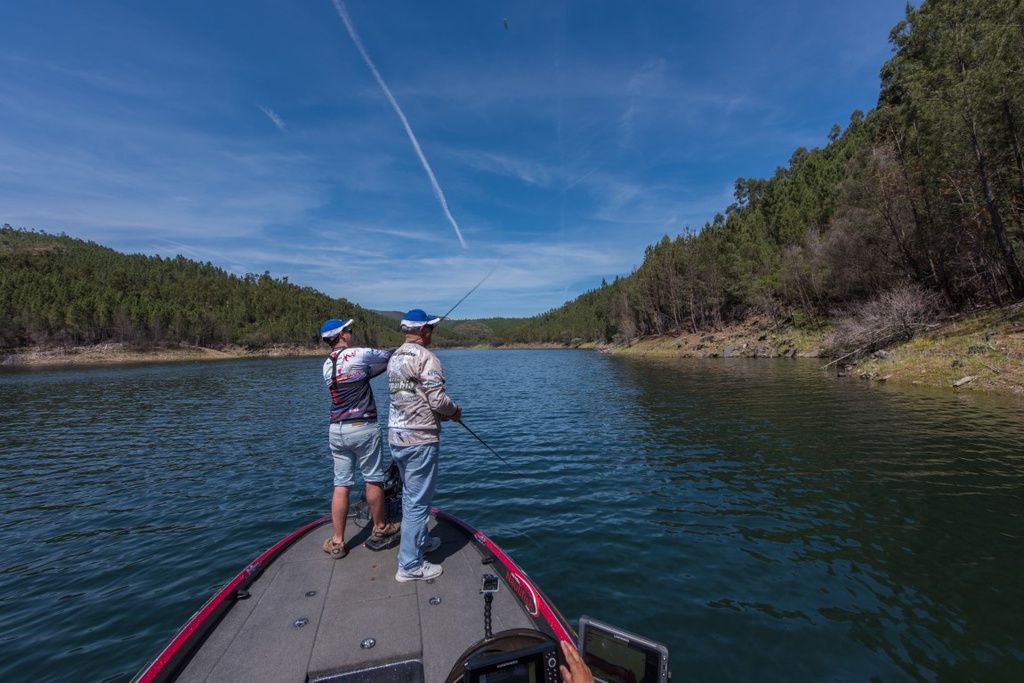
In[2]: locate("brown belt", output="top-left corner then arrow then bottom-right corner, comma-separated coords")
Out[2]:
344,421 -> 368,427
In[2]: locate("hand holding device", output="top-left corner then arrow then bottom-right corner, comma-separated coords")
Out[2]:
559,640 -> 594,683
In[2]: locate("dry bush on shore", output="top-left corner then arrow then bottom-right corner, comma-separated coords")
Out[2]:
830,284 -> 944,355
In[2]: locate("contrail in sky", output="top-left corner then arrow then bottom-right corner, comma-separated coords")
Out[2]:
257,104 -> 287,132
331,0 -> 468,249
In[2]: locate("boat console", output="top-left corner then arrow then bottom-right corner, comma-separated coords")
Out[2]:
444,618 -> 671,683
463,640 -> 561,683
445,629 -> 559,683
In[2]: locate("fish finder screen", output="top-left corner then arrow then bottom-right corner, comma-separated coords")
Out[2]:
475,661 -> 536,683
582,627 -> 659,683
464,641 -> 557,683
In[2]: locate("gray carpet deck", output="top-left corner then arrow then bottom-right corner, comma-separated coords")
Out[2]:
176,514 -> 538,683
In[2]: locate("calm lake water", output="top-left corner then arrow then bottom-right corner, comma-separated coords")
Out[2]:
2,350 -> 1023,682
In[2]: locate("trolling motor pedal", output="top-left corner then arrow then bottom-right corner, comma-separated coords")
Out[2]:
364,527 -> 402,552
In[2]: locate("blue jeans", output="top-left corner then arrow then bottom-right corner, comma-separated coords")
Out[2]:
390,442 -> 439,573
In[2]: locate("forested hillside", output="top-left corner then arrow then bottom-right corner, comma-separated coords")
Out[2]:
500,285 -> 614,345
0,227 -> 527,352
0,227 -> 404,351
513,0 -> 1024,352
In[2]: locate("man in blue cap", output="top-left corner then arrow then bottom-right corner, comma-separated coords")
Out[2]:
320,318 -> 398,559
387,309 -> 462,581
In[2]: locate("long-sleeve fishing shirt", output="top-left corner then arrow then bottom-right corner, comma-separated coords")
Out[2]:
322,346 -> 392,424
387,342 -> 458,447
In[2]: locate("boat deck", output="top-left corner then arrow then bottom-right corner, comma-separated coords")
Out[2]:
174,513 -> 542,683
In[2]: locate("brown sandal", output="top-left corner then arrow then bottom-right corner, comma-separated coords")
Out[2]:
371,521 -> 401,540
322,537 -> 348,559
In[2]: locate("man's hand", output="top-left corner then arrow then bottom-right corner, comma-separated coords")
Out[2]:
440,405 -> 462,422
559,640 -> 594,683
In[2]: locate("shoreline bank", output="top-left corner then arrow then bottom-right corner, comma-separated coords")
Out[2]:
602,305 -> 1024,396
5,305 -> 1022,396
0,341 -> 568,367
0,343 -> 324,367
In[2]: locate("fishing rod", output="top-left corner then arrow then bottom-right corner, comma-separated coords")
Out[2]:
436,266 -> 518,472
457,419 -> 521,475
439,264 -> 498,321
456,419 -> 549,555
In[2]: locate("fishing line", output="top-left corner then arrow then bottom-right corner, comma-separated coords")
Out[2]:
454,421 -> 550,554
458,420 -> 521,475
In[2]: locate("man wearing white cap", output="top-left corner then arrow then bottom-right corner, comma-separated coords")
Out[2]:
387,309 -> 462,582
320,318 -> 398,559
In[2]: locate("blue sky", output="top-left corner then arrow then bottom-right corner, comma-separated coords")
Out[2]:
1,1 -> 908,320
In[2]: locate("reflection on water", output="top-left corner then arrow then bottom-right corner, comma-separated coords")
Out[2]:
582,357 -> 1024,681
1,353 -> 1023,682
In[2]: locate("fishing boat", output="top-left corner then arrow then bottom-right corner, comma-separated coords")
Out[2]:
133,467 -> 670,683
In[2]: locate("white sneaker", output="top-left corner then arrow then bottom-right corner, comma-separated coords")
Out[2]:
395,560 -> 443,582
424,536 -> 441,553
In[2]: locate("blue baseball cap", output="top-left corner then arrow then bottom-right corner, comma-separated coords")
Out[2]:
400,309 -> 441,329
320,318 -> 353,339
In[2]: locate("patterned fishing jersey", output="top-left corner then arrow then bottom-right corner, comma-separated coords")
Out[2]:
387,342 -> 459,447
322,346 -> 392,423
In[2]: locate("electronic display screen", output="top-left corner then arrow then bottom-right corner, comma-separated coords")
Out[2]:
464,641 -> 556,683
474,661 -> 536,683
579,617 -> 669,683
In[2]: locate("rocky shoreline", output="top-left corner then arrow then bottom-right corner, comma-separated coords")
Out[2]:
603,307 -> 1024,397
600,323 -> 823,360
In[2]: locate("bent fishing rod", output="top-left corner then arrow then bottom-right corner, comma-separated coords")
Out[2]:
439,264 -> 498,321
457,419 -> 521,475
436,266 -> 517,473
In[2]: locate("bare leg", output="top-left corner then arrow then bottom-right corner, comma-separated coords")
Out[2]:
365,482 -> 386,530
331,485 -> 351,545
